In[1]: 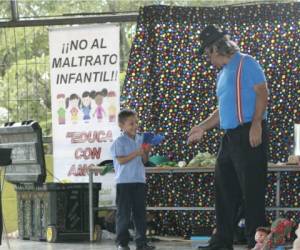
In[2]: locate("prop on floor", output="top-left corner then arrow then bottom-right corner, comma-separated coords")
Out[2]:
261,218 -> 294,250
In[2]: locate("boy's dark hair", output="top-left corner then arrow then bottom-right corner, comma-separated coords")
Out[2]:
256,227 -> 271,234
118,109 -> 137,124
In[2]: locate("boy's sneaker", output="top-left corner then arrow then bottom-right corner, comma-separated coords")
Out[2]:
136,243 -> 155,250
117,245 -> 130,250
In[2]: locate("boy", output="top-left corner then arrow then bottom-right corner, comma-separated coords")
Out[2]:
111,109 -> 155,250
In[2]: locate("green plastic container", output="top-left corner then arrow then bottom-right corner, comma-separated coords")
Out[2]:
149,155 -> 169,165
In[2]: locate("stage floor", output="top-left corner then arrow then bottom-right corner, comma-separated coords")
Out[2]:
0,239 -> 247,250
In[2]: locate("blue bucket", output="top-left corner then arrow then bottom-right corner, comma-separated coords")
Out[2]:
190,236 -> 210,249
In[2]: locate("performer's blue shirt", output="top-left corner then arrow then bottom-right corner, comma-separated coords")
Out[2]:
216,52 -> 267,129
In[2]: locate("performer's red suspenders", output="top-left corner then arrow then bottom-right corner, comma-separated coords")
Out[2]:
236,56 -> 245,124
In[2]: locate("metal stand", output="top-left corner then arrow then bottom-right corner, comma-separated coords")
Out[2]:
88,166 -> 103,242
88,165 -> 300,242
0,169 -> 10,249
88,169 -> 94,242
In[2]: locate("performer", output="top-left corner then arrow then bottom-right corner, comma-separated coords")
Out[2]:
188,25 -> 269,250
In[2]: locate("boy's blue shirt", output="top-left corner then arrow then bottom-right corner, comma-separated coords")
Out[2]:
216,52 -> 267,129
110,132 -> 146,184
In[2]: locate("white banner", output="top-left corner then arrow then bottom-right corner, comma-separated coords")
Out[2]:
49,24 -> 120,201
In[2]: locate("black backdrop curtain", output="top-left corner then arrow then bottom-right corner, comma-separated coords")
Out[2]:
123,2 -> 300,163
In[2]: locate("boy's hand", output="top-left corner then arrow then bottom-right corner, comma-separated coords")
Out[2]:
140,145 -> 151,165
135,148 -> 144,156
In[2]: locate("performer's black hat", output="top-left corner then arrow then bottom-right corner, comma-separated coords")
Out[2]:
199,24 -> 227,54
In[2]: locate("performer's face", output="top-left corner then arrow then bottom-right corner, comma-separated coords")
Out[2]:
205,47 -> 223,67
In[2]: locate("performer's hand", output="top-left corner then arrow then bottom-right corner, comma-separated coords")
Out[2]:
187,126 -> 205,144
249,121 -> 262,147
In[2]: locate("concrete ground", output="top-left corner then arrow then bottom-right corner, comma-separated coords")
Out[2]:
0,239 -> 248,250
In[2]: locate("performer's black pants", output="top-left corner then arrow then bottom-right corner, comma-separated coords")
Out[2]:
214,121 -> 268,248
116,183 -> 147,247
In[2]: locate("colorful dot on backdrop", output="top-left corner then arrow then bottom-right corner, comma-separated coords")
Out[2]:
147,173 -> 216,207
147,210 -> 217,237
146,173 -> 278,207
146,210 -> 291,237
146,172 -> 281,236
279,171 -> 300,207
123,2 -> 300,163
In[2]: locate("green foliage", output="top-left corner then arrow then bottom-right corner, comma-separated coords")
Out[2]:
187,152 -> 216,167
0,0 -> 10,20
1,0 -> 293,20
0,39 -> 51,134
15,0 -> 158,17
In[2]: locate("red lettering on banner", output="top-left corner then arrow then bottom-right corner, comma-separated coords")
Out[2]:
74,147 -> 101,160
66,130 -> 113,143
67,163 -> 101,176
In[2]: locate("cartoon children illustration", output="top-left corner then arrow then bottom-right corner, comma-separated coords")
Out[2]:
57,93 -> 66,125
93,88 -> 108,122
66,93 -> 81,124
107,90 -> 117,122
81,91 -> 95,122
